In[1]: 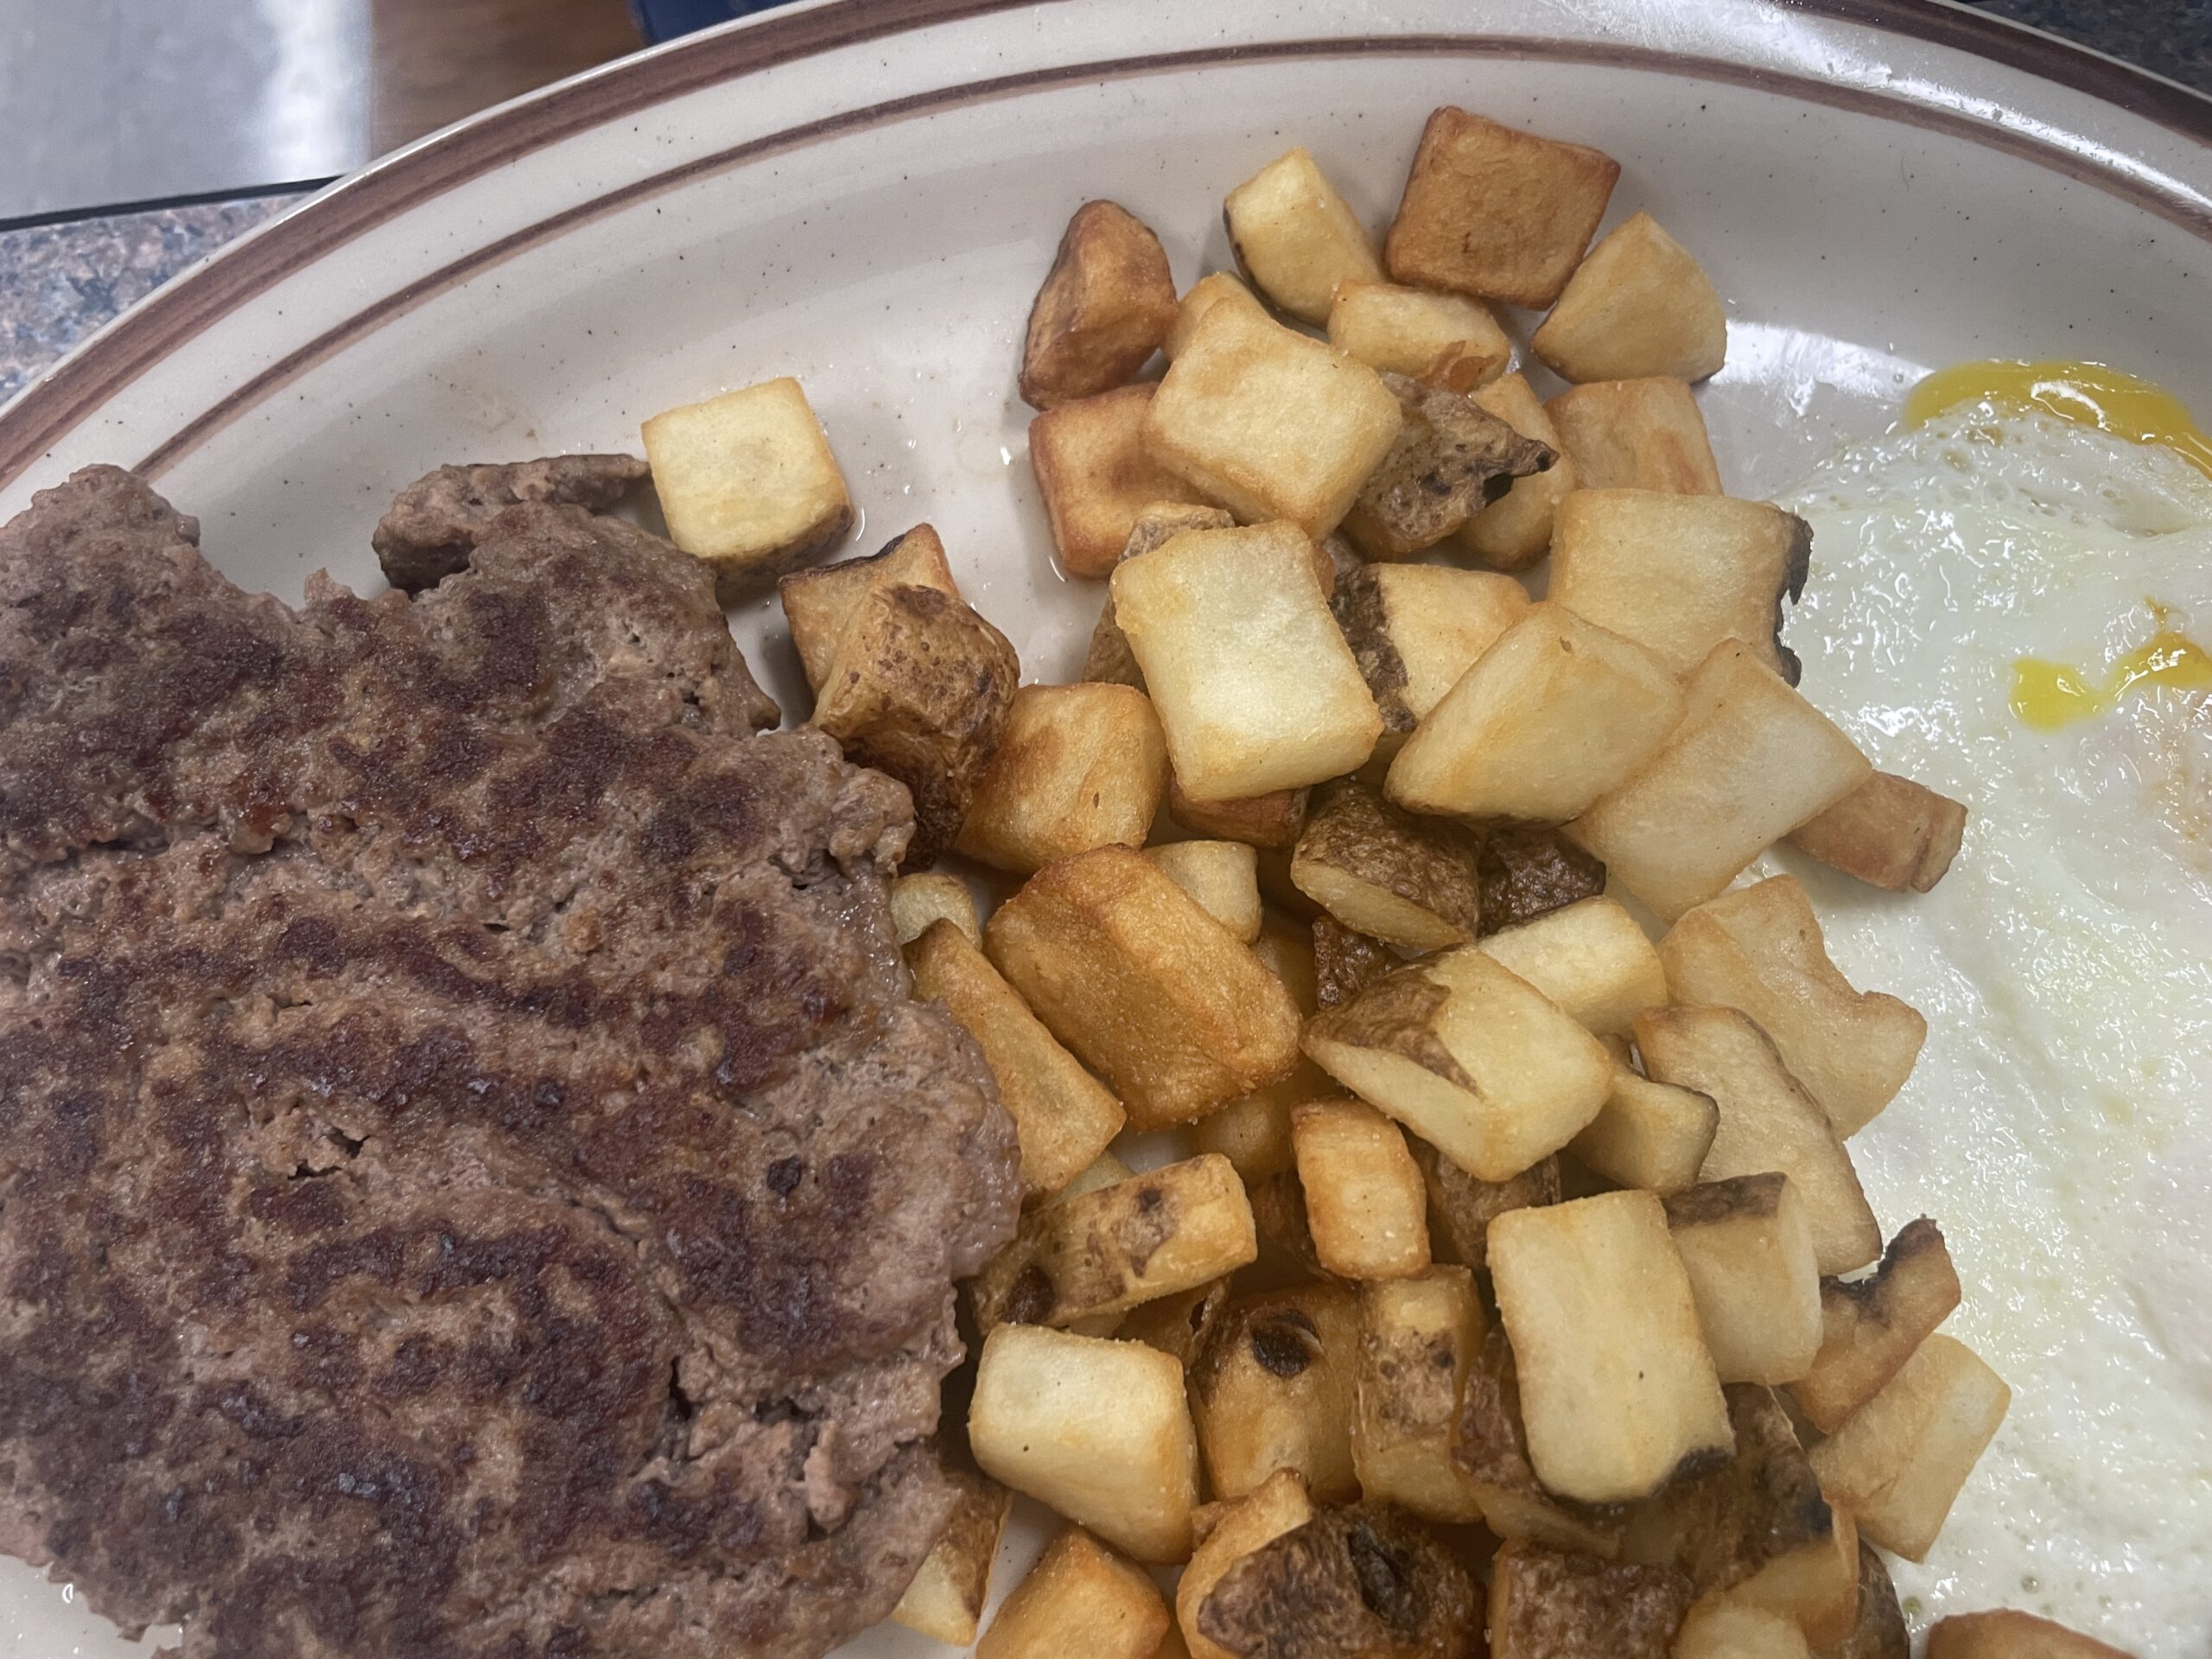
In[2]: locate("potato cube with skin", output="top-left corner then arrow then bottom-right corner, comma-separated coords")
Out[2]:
956,683 -> 1169,874
1387,602 -> 1687,824
1385,106 -> 1622,308
1548,377 -> 1725,494
1675,1599 -> 1814,1659
779,523 -> 958,695
1141,302 -> 1404,539
1122,1277 -> 1232,1368
1031,387 -> 1217,579
1478,895 -> 1669,1038
1199,1505 -> 1480,1658
1352,1267 -> 1487,1521
1794,1218 -> 1961,1433
1788,770 -> 1969,894
1459,372 -> 1581,572
1332,563 -> 1531,752
1327,279 -> 1513,390
642,377 -> 854,595
1416,1140 -> 1559,1274
1168,779 -> 1310,848
1808,1334 -> 2010,1561
1192,919 -> 1335,1182
1166,270 -> 1268,360
1340,374 -> 1558,561
1453,1323 -> 1629,1556
969,1325 -> 1199,1562
1020,200 -> 1179,410
1086,503 -> 1241,690
1177,1470 -> 1314,1659
888,870 -> 979,947
1224,146 -> 1384,324
890,1467 -> 1013,1646
1550,490 -> 1812,682
1824,1541 -> 1910,1659
1313,913 -> 1394,1011
1663,1176 -> 1823,1386
1113,522 -> 1382,801
1290,1098 -> 1431,1281
1572,1054 -> 1719,1195
1190,1284 -> 1361,1503
978,1527 -> 1171,1659
1290,780 -> 1484,950
1569,643 -> 1874,922
1487,1542 -> 1694,1659
1145,840 -> 1262,941
1479,823 -> 1610,933
1534,212 -> 1729,385
1927,1611 -> 2137,1659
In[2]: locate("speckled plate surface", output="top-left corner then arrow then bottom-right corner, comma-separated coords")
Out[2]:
0,1 -> 2208,1653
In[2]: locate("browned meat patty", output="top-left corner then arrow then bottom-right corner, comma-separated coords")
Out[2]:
0,467 -> 1020,1659
372,454 -> 651,593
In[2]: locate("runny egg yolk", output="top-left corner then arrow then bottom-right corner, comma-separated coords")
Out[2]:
2012,602 -> 2212,730
1905,359 -> 2212,480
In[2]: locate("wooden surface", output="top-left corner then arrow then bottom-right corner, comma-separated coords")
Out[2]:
370,0 -> 644,155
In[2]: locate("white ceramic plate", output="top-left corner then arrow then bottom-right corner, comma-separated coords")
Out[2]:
2,1 -> 2209,1653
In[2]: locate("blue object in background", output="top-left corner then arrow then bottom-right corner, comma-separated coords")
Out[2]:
628,0 -> 786,43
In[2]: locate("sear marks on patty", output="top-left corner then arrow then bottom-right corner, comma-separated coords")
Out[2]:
373,454 -> 652,593
0,466 -> 1021,1659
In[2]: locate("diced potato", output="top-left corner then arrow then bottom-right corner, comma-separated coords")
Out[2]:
1145,841 -> 1262,942
1193,918 -> 1335,1181
1113,522 -> 1382,800
779,523 -> 959,695
1166,270 -> 1269,360
986,847 -> 1304,1129
908,919 -> 1124,1198
1290,780 -> 1484,950
1453,1322 -> 1630,1556
1659,875 -> 1925,1138
889,869 -> 981,947
1087,504 -> 1242,689
1177,1470 -> 1315,1659
1807,1334 -> 2010,1562
1479,823 -> 1610,933
1306,945 -> 1613,1182
1787,771 -> 1968,894
1224,146 -> 1385,324
1792,1218 -> 1961,1433
1245,1166 -> 1326,1279
891,1466 -> 1013,1645
642,376 -> 854,596
970,1154 -> 1260,1333
1058,1149 -> 1138,1205
1488,1542 -> 1694,1659
1020,200 -> 1179,410
1459,372 -> 1581,572
1664,1176 -> 1823,1386
1675,1599 -> 1814,1659
1549,490 -> 1812,681
1351,1267 -> 1487,1521
1384,106 -> 1622,308
1635,1006 -> 1881,1276
1533,212 -> 1728,385
1190,1284 -> 1361,1503
957,683 -> 1169,873
1568,642 -> 1873,921
1327,279 -> 1513,390
1478,895 -> 1668,1038
1416,1140 -> 1558,1273
978,1526 -> 1173,1659
811,579 -> 1019,865
1340,374 -> 1557,560
1141,302 -> 1404,539
1198,1505 -> 1479,1657
1490,1192 -> 1733,1503
1387,602 -> 1686,824
970,1324 -> 1200,1562
1169,779 -> 1311,848
1822,1539 -> 1910,1659
1291,1098 -> 1431,1281
1313,913 -> 1393,1011
1031,387 -> 1217,578
1571,1052 -> 1719,1194
1547,377 -> 1724,494
1122,1277 -> 1233,1368
1332,563 -> 1531,752
1926,1611 -> 2136,1659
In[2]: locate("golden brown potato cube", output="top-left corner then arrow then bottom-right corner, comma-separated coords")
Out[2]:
969,1324 -> 1200,1562
1387,602 -> 1686,824
889,869 -> 981,947
1032,387 -> 1217,578
1198,1504 -> 1479,1657
1020,200 -> 1179,410
908,919 -> 1123,1198
779,523 -> 959,695
1787,770 -> 1969,894
1289,1098 -> 1431,1281
986,846 -> 1304,1129
957,683 -> 1169,873
1568,642 -> 1873,921
1190,1284 -> 1361,1503
1312,913 -> 1394,1012
1458,372 -> 1581,572
642,376 -> 854,595
1340,374 -> 1558,561
1144,840 -> 1262,942
1122,1277 -> 1234,1368
1533,212 -> 1728,384
1478,895 -> 1669,1038
1821,1540 -> 1910,1659
1634,1006 -> 1880,1276
1550,490 -> 1812,682
1547,376 -> 1724,495
1166,270 -> 1269,360
1113,523 -> 1382,800
1487,1541 -> 1694,1659
1675,1599 -> 1814,1659
1169,779 -> 1311,849
1177,1469 -> 1315,1659
1290,779 -> 1484,950
1927,1611 -> 2137,1659
1327,279 -> 1513,391
1793,1218 -> 1961,1433
1332,563 -> 1531,753
1808,1333 -> 2010,1561
1660,876 -> 1925,1138
1058,1148 -> 1138,1204
1192,918 -> 1335,1181
1224,146 -> 1385,325
1141,302 -> 1404,539
1351,1267 -> 1486,1521
1478,823 -> 1610,933
979,1526 -> 1173,1659
1662,1176 -> 1823,1387
812,580 -> 1019,865
1384,106 -> 1621,308
1453,1322 -> 1629,1556
1570,1054 -> 1719,1194
891,1466 -> 1014,1645
1416,1140 -> 1559,1274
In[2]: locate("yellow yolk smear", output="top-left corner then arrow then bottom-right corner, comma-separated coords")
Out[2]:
2012,602 -> 2212,731
1905,359 -> 2212,480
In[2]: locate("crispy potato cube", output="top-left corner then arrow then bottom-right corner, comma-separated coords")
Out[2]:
969,1324 -> 1199,1562
1458,372 -> 1581,572
986,846 -> 1303,1128
1571,1054 -> 1719,1194
1192,919 -> 1335,1181
1351,1267 -> 1486,1521
1123,1277 -> 1233,1367
891,1466 -> 1013,1645
1488,1542 -> 1694,1659
1569,643 -> 1873,921
1675,1599 -> 1814,1659
1032,387 -> 1217,578
1313,913 -> 1394,1011
1788,771 -> 1968,894
1490,1192 -> 1732,1503
1178,1470 -> 1315,1659
1808,1334 -> 2009,1561
1166,270 -> 1269,360
1453,1323 -> 1629,1555
980,1526 -> 1172,1659
1478,823 -> 1610,933
1416,1140 -> 1558,1274
1290,1098 -> 1431,1281
1020,200 -> 1179,410
1244,1166 -> 1326,1279
1551,491 -> 1812,682
1664,1176 -> 1823,1386
1290,780 -> 1484,950
1927,1611 -> 2136,1659
1169,779 -> 1311,848
1661,876 -> 1925,1138
1058,1149 -> 1138,1204
890,869 -> 981,947
1328,279 -> 1513,391
1478,895 -> 1668,1038
811,580 -> 1019,865
1190,1284 -> 1361,1503
1146,841 -> 1262,941
1341,374 -> 1557,560
908,919 -> 1123,1198
1635,1006 -> 1880,1276
779,523 -> 958,695
1794,1218 -> 1961,1433
1224,146 -> 1384,324
1113,523 -> 1382,800
1820,1540 -> 1909,1659
957,683 -> 1169,873
1142,303 -> 1403,539
1387,602 -> 1686,824
1199,1505 -> 1479,1657
1384,106 -> 1621,308
1086,503 -> 1241,689
1333,563 -> 1531,753
1547,377 -> 1724,494
1534,213 -> 1728,384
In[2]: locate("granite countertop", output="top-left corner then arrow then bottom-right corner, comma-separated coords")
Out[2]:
0,0 -> 2203,411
